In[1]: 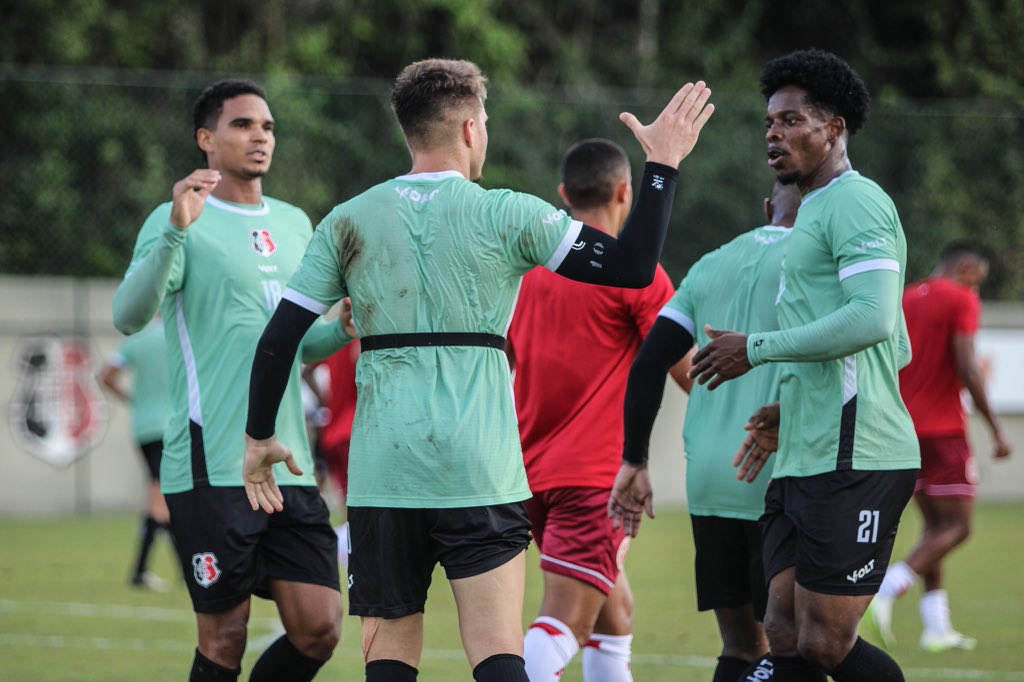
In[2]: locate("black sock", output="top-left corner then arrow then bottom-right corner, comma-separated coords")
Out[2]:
714,655 -> 753,682
735,654 -> 774,681
831,637 -> 904,682
472,654 -> 528,682
190,648 -> 240,682
133,516 -> 159,577
771,655 -> 826,681
365,659 -> 418,681
249,635 -> 327,682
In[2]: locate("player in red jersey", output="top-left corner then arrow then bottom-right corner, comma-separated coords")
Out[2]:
870,242 -> 1012,652
507,139 -> 682,682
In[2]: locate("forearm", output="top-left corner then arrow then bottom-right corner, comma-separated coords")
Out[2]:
112,225 -> 184,334
961,368 -> 1003,435
748,270 -> 899,366
300,317 -> 354,364
622,317 -> 694,465
246,299 -> 318,439
555,163 -> 678,288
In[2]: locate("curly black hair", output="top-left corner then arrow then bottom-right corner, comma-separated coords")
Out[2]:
760,49 -> 870,134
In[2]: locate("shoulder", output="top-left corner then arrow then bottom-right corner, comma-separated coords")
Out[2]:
264,196 -> 313,229
141,202 -> 174,230
826,173 -> 897,215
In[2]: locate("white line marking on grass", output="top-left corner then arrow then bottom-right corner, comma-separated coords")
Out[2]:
0,599 -> 278,629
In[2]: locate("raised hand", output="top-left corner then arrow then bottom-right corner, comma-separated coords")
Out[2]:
243,433 -> 303,514
688,325 -> 752,390
620,81 -> 715,168
170,169 -> 221,229
608,463 -> 655,537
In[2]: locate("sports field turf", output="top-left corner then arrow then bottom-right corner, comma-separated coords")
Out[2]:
1,504 -> 1022,681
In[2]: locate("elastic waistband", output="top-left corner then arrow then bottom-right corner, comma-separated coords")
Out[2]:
360,332 -> 506,351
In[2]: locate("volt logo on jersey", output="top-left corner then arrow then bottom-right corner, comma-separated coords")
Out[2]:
251,229 -> 277,257
192,552 -> 222,588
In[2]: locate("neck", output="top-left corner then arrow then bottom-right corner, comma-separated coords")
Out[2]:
210,172 -> 264,205
798,146 -> 852,196
571,206 -> 625,237
409,148 -> 470,179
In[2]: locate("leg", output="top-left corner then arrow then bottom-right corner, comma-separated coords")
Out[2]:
904,494 -> 972,591
714,605 -> 769,662
248,581 -> 342,681
585,572 -> 635,681
192,599 -> 250,679
362,613 -> 425,668
762,569 -> 825,682
452,550 -> 527,668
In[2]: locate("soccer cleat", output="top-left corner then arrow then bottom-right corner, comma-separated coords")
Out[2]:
131,571 -> 169,593
868,595 -> 897,648
920,630 -> 977,652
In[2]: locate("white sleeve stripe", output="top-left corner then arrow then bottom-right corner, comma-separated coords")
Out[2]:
283,288 -> 330,315
838,258 -> 901,281
543,220 -> 584,271
657,307 -> 695,337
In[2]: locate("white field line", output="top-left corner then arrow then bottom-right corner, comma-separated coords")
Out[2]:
0,600 -> 1022,680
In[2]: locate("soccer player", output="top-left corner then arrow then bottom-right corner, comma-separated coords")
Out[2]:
612,179 -> 801,682
241,59 -> 713,682
507,138 -> 676,682
870,242 -> 1012,651
680,49 -> 921,681
99,317 -> 173,592
112,79 -> 352,682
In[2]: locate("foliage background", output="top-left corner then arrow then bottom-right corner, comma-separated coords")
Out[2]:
2,0 -> 1022,296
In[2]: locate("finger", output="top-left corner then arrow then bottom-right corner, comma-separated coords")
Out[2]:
665,81 -> 697,115
707,373 -> 727,391
644,495 -> 655,520
746,455 -> 767,483
681,85 -> 713,124
266,476 -> 285,510
734,437 -> 754,467
254,485 -> 275,514
687,355 -> 712,379
245,481 -> 260,511
283,453 -> 303,477
692,101 -> 715,134
690,344 -> 712,367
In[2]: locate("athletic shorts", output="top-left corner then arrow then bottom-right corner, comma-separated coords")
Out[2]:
760,469 -> 917,596
691,514 -> 767,620
525,487 -> 629,596
347,503 -> 531,619
165,486 -> 340,613
138,440 -> 162,481
916,435 -> 978,498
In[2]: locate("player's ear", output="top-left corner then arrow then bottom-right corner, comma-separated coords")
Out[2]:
462,117 -> 475,149
615,178 -> 631,205
197,128 -> 215,154
557,183 -> 572,209
827,115 -> 846,144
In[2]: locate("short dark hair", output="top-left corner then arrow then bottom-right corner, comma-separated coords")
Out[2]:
940,241 -> 987,266
760,49 -> 870,134
391,59 -> 487,147
192,79 -> 267,137
561,139 -> 630,210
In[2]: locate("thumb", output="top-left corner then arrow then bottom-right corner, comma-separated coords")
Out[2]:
704,324 -> 724,339
619,112 -> 644,138
644,495 -> 655,520
283,452 -> 304,477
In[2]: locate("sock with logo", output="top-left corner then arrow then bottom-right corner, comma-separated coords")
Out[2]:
877,562 -> 917,600
733,654 -> 774,681
365,659 -> 418,681
582,633 -> 633,681
919,589 -> 952,636
132,515 -> 160,578
524,617 -> 579,681
769,655 -> 826,681
713,655 -> 751,682
249,634 -> 326,682
473,654 -> 529,681
830,637 -> 904,681
189,648 -> 240,682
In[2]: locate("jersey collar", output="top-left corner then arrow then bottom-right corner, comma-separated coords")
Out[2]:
395,171 -> 465,182
206,195 -> 270,216
800,169 -> 859,208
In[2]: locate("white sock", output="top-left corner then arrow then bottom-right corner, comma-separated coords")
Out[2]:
524,617 -> 579,681
878,561 -> 917,599
583,634 -> 633,682
335,522 -> 350,570
920,589 -> 952,635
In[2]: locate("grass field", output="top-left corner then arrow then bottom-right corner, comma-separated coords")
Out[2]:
1,504 -> 1022,681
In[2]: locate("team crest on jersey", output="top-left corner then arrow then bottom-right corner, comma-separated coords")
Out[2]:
192,552 -> 222,588
251,229 -> 277,257
8,336 -> 108,467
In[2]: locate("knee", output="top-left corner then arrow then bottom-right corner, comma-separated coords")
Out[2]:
796,631 -> 846,672
953,518 -> 972,545
763,611 -> 796,655
291,616 -> 341,661
204,619 -> 249,664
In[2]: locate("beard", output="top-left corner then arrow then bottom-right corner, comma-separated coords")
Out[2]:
777,170 -> 801,186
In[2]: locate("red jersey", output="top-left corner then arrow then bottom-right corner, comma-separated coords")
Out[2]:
320,340 -> 360,453
900,277 -> 981,437
508,264 -> 674,491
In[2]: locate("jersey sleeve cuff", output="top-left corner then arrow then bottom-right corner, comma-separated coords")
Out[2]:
159,222 -> 187,246
747,333 -> 769,367
283,288 -> 331,315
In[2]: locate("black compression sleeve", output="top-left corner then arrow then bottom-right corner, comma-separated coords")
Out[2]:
246,299 -> 319,440
555,162 -> 679,288
622,316 -> 695,465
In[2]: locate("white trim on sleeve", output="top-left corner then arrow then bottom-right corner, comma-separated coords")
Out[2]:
543,220 -> 585,271
283,288 -> 331,315
657,307 -> 696,337
838,259 -> 900,282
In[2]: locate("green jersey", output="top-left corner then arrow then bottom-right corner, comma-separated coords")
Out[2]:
110,320 -> 171,444
286,171 -> 581,508
662,226 -> 789,520
748,172 -> 920,478
118,196 -> 320,493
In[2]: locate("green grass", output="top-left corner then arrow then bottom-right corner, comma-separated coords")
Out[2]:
1,504 -> 1022,681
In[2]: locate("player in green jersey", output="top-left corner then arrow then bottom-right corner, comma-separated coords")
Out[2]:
611,180 -> 801,682
100,318 -> 173,592
112,80 -> 352,682
242,59 -> 713,682
685,50 -> 920,681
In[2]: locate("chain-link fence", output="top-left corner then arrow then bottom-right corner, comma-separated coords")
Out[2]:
3,65 -> 1023,297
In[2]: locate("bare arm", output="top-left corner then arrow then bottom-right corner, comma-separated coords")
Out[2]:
953,333 -> 1012,459
98,363 -> 130,402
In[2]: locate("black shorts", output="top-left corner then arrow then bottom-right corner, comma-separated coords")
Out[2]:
691,514 -> 768,620
760,469 -> 917,596
165,486 -> 340,613
138,440 -> 163,481
347,502 -> 532,619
